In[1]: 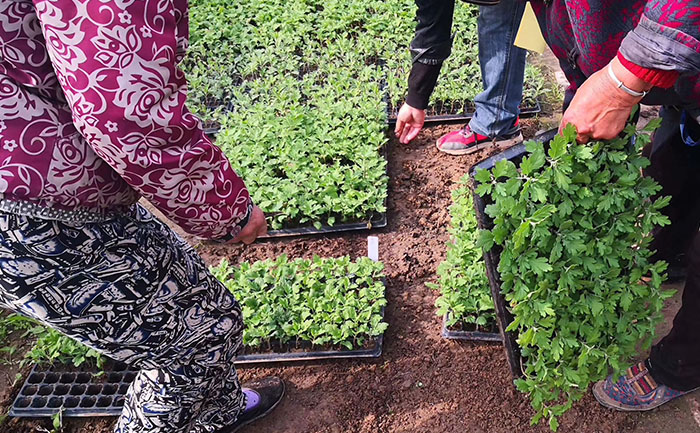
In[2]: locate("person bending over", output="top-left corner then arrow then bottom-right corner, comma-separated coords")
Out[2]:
395,0 -> 526,155
0,1 -> 281,431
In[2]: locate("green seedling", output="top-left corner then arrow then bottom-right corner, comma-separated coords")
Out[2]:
476,122 -> 672,430
211,255 -> 388,350
430,180 -> 495,329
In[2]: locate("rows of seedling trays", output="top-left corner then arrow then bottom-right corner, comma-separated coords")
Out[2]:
12,124 -> 553,419
10,7 -> 546,418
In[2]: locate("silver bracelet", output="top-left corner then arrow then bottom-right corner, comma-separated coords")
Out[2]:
607,64 -> 648,98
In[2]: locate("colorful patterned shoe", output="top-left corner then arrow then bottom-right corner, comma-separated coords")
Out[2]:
435,121 -> 523,156
593,361 -> 696,411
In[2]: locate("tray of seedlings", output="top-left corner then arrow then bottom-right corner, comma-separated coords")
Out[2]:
220,237 -> 388,363
470,124 -> 673,429
183,0 -> 390,239
430,177 -> 502,342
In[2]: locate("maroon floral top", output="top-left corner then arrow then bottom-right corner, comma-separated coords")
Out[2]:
0,0 -> 252,240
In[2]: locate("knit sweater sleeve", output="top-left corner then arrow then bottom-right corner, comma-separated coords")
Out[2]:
619,1 -> 700,85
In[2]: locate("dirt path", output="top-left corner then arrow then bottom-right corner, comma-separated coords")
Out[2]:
4,118 -> 700,433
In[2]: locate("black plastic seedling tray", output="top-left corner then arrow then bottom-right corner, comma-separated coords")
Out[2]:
235,269 -> 386,364
440,313 -> 502,342
235,327 -> 384,364
259,145 -> 389,239
10,363 -> 134,418
11,325 -> 385,419
469,128 -> 558,379
260,212 -> 387,239
10,328 -> 384,418
387,100 -> 542,125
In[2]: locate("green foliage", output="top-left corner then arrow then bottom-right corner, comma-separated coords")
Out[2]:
430,178 -> 495,328
476,124 -> 673,429
182,0 -> 389,230
211,256 -> 388,350
0,313 -> 33,349
0,314 -> 37,364
23,325 -> 104,369
0,311 -> 103,370
181,0 -> 550,229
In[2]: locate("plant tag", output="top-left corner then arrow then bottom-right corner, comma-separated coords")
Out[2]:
367,236 -> 379,262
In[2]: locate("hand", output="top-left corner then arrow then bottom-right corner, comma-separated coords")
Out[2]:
560,57 -> 649,143
231,206 -> 267,244
394,103 -> 426,144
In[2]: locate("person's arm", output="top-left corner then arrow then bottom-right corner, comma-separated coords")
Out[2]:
618,1 -> 700,83
561,0 -> 700,142
406,0 -> 456,109
32,0 -> 264,242
396,0 -> 455,144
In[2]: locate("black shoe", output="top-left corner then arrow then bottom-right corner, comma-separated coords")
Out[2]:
220,376 -> 285,433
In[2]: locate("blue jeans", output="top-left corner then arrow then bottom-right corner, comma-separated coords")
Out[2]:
469,0 -> 527,138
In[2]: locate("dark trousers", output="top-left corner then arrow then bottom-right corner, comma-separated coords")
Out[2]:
644,106 -> 700,391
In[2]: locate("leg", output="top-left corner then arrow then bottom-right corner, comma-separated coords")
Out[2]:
436,0 -> 526,155
0,206 -> 245,433
469,0 -> 527,138
649,231 -> 700,391
647,109 -> 700,389
645,106 -> 700,267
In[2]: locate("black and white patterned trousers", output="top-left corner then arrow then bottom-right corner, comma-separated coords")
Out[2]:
0,204 -> 246,433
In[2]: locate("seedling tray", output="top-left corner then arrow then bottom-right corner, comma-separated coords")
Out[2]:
440,313 -> 502,342
259,146 -> 389,239
260,212 -> 387,239
11,330 -> 385,418
235,326 -> 384,364
469,128 -> 558,379
235,270 -> 386,364
10,363 -> 133,418
11,328 -> 384,419
387,100 -> 541,125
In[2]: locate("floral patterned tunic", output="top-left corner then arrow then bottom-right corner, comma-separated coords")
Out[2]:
0,0 -> 252,240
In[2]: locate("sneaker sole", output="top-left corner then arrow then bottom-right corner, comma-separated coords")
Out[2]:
435,133 -> 523,156
228,381 -> 286,433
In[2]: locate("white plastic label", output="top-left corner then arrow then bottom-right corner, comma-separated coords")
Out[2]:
367,236 -> 379,262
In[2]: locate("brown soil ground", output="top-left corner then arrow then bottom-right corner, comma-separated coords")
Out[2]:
5,118 -> 699,433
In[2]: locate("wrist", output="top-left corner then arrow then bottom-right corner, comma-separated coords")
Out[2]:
403,102 -> 425,112
616,52 -> 679,89
610,57 -> 652,97
405,91 -> 429,110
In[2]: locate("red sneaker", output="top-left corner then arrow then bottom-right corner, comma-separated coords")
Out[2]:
436,122 -> 523,156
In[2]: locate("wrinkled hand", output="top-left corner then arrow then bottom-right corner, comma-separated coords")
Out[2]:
394,103 -> 426,144
560,57 -> 649,143
231,205 -> 267,244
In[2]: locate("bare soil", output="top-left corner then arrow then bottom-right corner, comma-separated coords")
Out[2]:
2,120 -> 698,433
